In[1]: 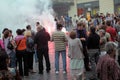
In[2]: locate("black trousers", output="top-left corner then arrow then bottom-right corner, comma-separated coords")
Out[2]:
16,50 -> 29,76
83,47 -> 90,70
37,48 -> 51,73
27,51 -> 34,70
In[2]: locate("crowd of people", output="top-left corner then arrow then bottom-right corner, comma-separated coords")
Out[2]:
0,12 -> 120,80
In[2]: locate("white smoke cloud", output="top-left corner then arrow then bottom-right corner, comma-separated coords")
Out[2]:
0,0 -> 56,36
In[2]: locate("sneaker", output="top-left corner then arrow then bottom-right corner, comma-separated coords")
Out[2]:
55,71 -> 59,74
29,69 -> 36,73
63,71 -> 66,74
46,70 -> 50,73
39,71 -> 43,74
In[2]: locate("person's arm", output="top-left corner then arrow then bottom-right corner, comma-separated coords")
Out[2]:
78,39 -> 83,51
51,33 -> 54,41
34,33 -> 38,49
111,60 -> 120,80
46,32 -> 50,41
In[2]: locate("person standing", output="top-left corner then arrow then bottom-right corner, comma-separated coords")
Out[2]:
34,27 -> 51,74
68,31 -> 85,80
15,29 -> 29,77
87,27 -> 100,80
76,22 -> 91,71
106,21 -> 117,42
3,29 -> 16,68
51,24 -> 67,74
24,25 -> 36,73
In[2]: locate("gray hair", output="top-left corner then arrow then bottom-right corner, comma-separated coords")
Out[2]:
105,42 -> 117,54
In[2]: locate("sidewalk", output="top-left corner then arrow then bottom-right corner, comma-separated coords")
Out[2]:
23,42 -> 94,80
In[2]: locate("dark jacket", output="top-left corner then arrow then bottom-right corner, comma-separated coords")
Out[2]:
34,30 -> 50,49
87,33 -> 100,49
77,29 -> 87,48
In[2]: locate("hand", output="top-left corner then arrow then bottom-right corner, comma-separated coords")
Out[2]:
68,53 -> 71,58
80,38 -> 86,41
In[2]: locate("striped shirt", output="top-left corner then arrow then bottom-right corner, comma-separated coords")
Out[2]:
51,31 -> 67,51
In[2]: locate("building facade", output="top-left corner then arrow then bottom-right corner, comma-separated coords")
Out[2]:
68,0 -> 120,18
52,0 -> 120,18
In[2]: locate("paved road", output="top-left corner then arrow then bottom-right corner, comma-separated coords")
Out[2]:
22,42 -> 95,80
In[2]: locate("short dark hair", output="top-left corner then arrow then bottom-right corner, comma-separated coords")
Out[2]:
90,27 -> 96,34
77,22 -> 85,28
3,30 -> 9,39
106,21 -> 111,26
16,29 -> 22,35
26,25 -> 31,29
2,28 -> 9,34
36,22 -> 40,25
9,30 -> 12,33
57,24 -> 63,30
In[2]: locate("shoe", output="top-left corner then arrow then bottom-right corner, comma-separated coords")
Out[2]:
39,71 -> 43,74
55,71 -> 59,74
24,76 -> 29,78
86,68 -> 91,71
29,70 -> 36,73
63,71 -> 66,74
46,70 -> 50,73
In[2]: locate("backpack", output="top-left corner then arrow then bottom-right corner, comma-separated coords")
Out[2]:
7,39 -> 14,50
26,37 -> 34,52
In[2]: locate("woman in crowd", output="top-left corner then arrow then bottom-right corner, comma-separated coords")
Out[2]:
68,31 -> 85,80
99,29 -> 107,57
3,29 -> 16,68
15,29 -> 29,77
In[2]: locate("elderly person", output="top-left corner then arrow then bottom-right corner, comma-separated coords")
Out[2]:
68,31 -> 85,80
34,26 -> 51,74
99,29 -> 107,57
96,42 -> 120,80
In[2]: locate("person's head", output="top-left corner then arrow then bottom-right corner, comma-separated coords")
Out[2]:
100,25 -> 107,31
2,28 -> 9,34
106,21 -> 111,26
77,22 -> 85,30
69,31 -> 76,39
36,22 -> 40,26
99,29 -> 105,37
3,30 -> 10,39
9,30 -> 13,37
36,25 -> 43,32
26,25 -> 31,30
16,29 -> 23,35
90,27 -> 96,34
56,24 -> 63,30
105,42 -> 117,56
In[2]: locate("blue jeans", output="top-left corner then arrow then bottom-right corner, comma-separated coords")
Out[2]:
9,50 -> 16,68
55,50 -> 66,71
34,49 -> 38,63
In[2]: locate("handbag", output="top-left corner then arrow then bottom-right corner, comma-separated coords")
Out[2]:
7,39 -> 14,50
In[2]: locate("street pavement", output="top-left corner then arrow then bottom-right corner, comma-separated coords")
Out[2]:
22,42 -> 95,80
